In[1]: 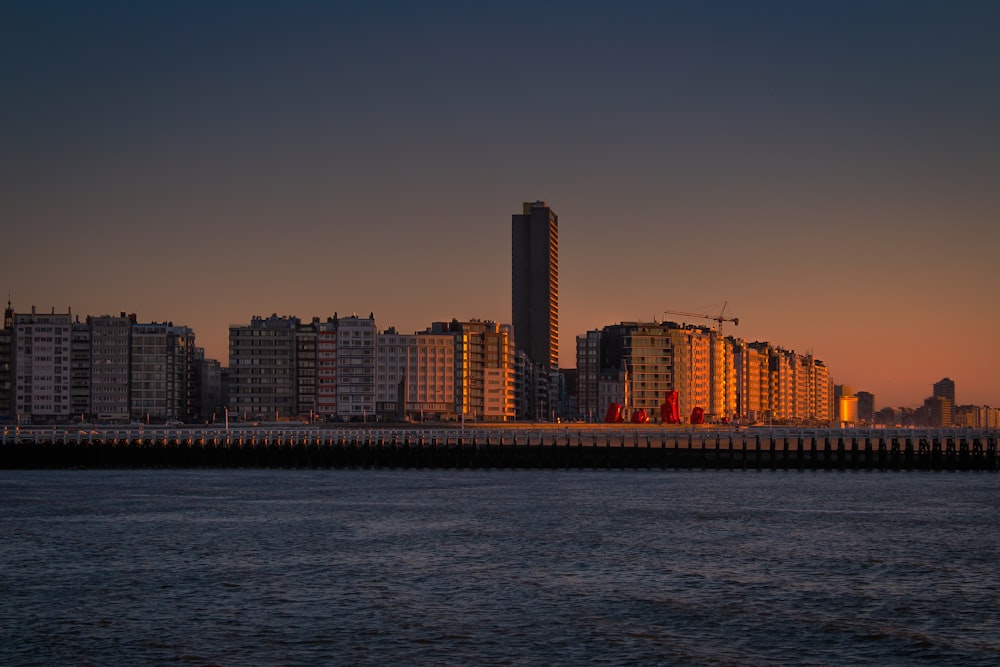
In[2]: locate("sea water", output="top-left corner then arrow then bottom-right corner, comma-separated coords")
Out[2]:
2,469 -> 998,666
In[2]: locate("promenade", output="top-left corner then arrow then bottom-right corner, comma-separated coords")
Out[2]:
2,425 -> 997,471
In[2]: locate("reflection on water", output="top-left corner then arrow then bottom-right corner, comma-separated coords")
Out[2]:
2,470 -> 999,666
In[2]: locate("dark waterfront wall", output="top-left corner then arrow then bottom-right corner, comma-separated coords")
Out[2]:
2,428 -> 997,471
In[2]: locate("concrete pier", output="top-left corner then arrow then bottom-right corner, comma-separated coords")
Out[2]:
1,426 -> 997,471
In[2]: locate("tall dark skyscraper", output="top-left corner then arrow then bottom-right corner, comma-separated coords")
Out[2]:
512,201 -> 558,369
933,377 -> 955,403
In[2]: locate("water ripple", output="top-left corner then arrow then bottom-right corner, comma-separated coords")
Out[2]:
2,469 -> 999,666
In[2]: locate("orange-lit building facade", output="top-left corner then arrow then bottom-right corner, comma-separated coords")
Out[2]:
578,322 -> 833,425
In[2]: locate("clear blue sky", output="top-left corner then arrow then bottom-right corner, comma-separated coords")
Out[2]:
3,1 -> 998,408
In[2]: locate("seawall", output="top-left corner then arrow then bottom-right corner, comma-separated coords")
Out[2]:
2,427 -> 997,471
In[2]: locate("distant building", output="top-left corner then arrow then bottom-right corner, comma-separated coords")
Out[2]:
88,313 -> 133,422
406,331 -> 457,421
196,350 -> 224,423
933,377 -> 955,403
429,319 -> 514,422
376,328 -> 455,421
768,348 -> 794,423
875,406 -> 899,426
131,322 -> 196,422
335,314 -> 377,421
559,368 -> 577,420
512,200 -> 558,370
512,201 -> 559,420
596,321 -> 718,422
835,385 -> 859,425
228,315 -> 299,421
316,318 -> 338,419
70,322 -> 90,419
12,307 -> 74,424
0,302 -> 13,422
310,313 -> 379,421
599,322 -> 677,421
296,320 -> 319,418
376,327 -> 409,420
599,363 -> 629,419
806,357 -> 833,424
932,378 -> 955,426
954,404 -> 979,428
857,391 -> 875,424
925,396 -> 953,428
735,341 -> 770,423
2,304 -> 218,424
576,330 -> 601,421
576,321 -> 830,425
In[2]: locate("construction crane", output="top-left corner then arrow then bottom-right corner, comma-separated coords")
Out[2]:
663,303 -> 740,336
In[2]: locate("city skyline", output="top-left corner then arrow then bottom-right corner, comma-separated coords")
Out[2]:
3,1 -> 998,409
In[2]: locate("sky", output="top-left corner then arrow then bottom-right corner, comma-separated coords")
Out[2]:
2,0 -> 998,409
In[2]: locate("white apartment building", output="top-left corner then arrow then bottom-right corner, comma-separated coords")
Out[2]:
335,314 -> 376,421
377,327 -> 456,420
13,308 -> 74,423
396,332 -> 455,420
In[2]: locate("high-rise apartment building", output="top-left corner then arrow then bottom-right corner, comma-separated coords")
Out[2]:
768,348 -> 795,422
410,333 -> 458,420
131,322 -> 195,422
931,377 -> 955,426
512,201 -> 558,370
70,322 -> 91,419
925,396 -> 953,428
316,318 -> 338,419
599,322 -> 680,419
376,327 -> 410,419
430,319 -> 514,422
585,322 -> 743,423
296,320 -> 318,418
933,377 -> 955,403
809,358 -> 833,423
767,349 -> 832,424
196,351 -> 224,422
335,314 -> 377,421
576,330 -> 601,420
12,308 -> 74,423
376,329 -> 457,421
229,315 -> 299,420
89,314 -> 133,422
856,391 -> 875,424
735,341 -> 770,422
583,325 -> 833,426
0,302 -> 13,421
